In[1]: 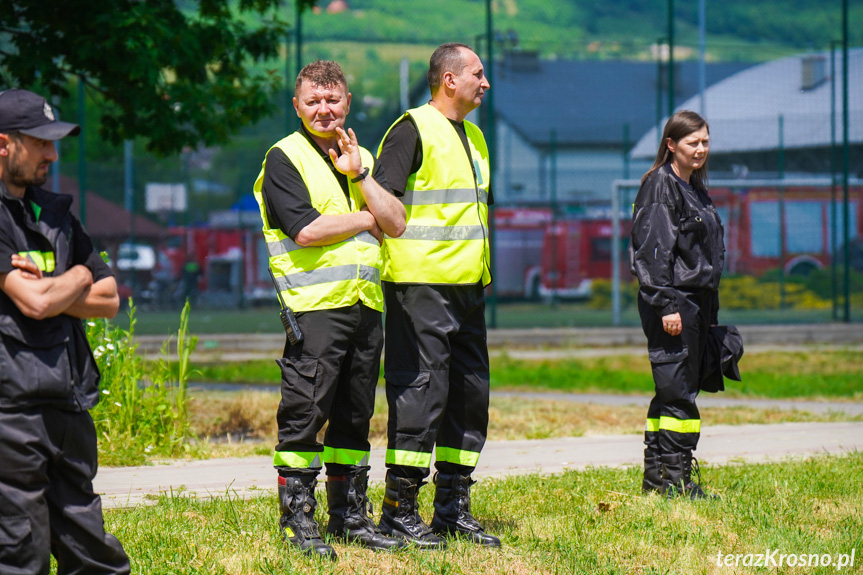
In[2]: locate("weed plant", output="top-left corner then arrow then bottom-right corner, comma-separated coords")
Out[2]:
101,452 -> 863,574
88,301 -> 198,465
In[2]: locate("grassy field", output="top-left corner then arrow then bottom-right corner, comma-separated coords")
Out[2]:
100,453 -> 863,574
173,348 -> 863,462
187,349 -> 863,400
183,390 -> 863,462
113,303 -> 863,335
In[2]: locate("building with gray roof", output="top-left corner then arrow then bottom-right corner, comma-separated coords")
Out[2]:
630,48 -> 863,177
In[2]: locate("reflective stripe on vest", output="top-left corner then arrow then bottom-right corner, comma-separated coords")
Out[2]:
274,264 -> 380,291
379,104 -> 491,286
400,188 -> 488,206
18,250 -> 56,273
252,132 -> 383,313
267,230 -> 379,257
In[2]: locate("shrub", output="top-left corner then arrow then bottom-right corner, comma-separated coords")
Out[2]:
88,301 -> 198,466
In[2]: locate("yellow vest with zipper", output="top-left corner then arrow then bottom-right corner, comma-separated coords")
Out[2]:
379,104 -> 491,286
252,132 -> 383,313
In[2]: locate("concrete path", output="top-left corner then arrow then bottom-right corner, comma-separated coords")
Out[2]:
95,421 -> 863,509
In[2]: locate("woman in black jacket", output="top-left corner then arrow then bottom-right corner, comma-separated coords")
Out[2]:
629,110 -> 725,499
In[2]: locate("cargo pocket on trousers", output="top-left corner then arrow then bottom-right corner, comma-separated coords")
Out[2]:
0,334 -> 74,403
385,370 -> 431,436
648,347 -> 689,364
0,514 -> 29,547
276,356 -> 319,436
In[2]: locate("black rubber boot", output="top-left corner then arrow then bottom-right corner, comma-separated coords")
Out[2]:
326,466 -> 406,551
378,472 -> 446,550
661,453 -> 719,500
430,473 -> 501,548
278,474 -> 337,560
643,446 -> 663,494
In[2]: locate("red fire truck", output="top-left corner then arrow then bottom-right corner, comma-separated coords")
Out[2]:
493,207 -> 631,300
709,184 -> 863,276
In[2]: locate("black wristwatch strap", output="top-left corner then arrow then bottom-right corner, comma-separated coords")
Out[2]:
351,167 -> 370,183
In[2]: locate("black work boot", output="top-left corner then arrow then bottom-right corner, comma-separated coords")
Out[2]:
661,453 -> 720,500
378,472 -> 446,550
430,473 -> 501,548
278,474 -> 337,560
326,466 -> 406,551
642,446 -> 662,494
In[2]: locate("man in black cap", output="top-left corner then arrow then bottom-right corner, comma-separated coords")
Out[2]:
0,89 -> 130,574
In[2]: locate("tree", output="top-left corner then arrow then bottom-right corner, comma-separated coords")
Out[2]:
0,0 -> 317,156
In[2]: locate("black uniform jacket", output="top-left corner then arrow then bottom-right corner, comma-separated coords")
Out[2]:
629,164 -> 725,319
0,184 -> 108,412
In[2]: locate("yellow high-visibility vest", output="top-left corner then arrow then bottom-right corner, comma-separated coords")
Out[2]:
253,132 -> 383,312
379,104 -> 491,286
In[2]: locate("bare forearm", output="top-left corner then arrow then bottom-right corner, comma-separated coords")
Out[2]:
294,212 -> 376,246
0,265 -> 92,320
63,277 -> 120,319
358,178 -> 406,238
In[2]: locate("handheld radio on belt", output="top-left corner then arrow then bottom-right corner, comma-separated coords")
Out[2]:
268,267 -> 304,345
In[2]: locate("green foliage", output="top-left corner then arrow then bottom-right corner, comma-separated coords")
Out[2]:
88,301 -> 199,465
720,269 -> 863,311
0,0 -> 317,155
587,278 -> 638,310
104,453 -> 863,574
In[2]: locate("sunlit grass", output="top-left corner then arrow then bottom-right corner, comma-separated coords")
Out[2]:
99,452 -> 863,574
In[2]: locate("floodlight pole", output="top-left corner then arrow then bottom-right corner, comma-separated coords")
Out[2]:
830,40 -> 839,320
841,0 -> 850,322
667,0 -> 675,116
293,1 -> 305,134
77,78 -> 87,226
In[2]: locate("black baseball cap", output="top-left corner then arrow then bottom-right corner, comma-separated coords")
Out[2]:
0,89 -> 80,140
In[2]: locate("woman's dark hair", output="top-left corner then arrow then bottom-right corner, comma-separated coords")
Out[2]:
641,110 -> 710,190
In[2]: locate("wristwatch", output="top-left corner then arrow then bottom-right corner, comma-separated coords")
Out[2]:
351,167 -> 370,183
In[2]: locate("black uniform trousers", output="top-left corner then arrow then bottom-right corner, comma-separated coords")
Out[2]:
0,408 -> 129,575
274,302 -> 382,476
638,288 -> 716,457
383,282 -> 490,479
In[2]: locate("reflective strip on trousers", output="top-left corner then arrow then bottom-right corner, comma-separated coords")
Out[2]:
388,225 -> 485,242
273,264 -> 380,291
435,446 -> 480,467
273,451 -> 323,469
322,447 -> 370,466
267,231 -> 378,257
400,188 -> 488,206
645,418 -> 660,432
657,416 -> 701,434
385,448 -> 432,468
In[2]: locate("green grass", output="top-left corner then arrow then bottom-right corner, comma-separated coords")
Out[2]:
186,349 -> 863,401
98,453 -> 863,574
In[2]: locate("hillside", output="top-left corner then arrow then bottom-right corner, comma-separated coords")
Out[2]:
297,0 -> 862,61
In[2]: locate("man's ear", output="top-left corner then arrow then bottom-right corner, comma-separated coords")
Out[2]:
442,70 -> 457,90
0,133 -> 10,157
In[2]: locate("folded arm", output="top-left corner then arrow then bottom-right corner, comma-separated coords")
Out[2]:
0,261 -> 93,320
63,276 -> 120,319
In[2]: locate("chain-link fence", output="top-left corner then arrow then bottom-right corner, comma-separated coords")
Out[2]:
54,0 -> 862,326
